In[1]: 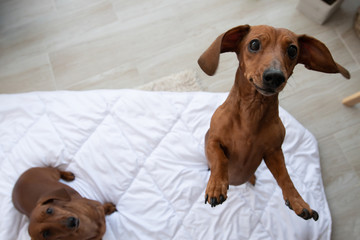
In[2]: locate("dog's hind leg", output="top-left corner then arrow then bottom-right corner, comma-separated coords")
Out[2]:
248,174 -> 256,186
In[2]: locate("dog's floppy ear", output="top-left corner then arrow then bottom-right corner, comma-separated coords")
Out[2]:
198,25 -> 250,76
37,188 -> 72,205
297,35 -> 350,79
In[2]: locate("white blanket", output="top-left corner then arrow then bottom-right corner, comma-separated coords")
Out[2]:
0,90 -> 331,240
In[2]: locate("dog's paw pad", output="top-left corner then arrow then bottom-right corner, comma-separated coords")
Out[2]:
298,208 -> 319,221
219,195 -> 225,204
298,208 -> 310,219
312,210 -> 319,221
205,175 -> 228,207
210,197 -> 218,207
205,194 -> 227,207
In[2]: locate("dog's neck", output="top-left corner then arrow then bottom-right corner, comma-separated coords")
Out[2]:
226,68 -> 280,124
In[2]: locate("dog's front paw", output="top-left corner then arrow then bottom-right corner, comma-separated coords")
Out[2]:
285,199 -> 319,221
205,175 -> 229,207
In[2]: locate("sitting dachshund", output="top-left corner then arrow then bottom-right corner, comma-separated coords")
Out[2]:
12,167 -> 116,240
198,25 -> 350,220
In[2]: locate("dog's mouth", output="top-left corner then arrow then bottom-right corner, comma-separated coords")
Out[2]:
250,79 -> 277,96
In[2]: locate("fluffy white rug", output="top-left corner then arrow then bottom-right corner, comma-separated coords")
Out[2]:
137,70 -> 203,92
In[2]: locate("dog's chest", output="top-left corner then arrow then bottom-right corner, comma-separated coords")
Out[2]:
222,118 -> 285,185
225,127 -> 266,162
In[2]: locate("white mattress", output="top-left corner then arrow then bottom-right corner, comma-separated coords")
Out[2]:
0,90 -> 331,240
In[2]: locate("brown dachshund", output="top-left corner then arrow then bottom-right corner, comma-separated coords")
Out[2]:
12,167 -> 116,240
198,25 -> 350,221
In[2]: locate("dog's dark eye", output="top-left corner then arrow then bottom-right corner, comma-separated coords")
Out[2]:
42,229 -> 50,238
287,45 -> 298,59
46,208 -> 53,215
249,39 -> 260,52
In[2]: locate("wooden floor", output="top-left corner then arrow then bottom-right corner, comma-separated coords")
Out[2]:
1,0 -> 359,239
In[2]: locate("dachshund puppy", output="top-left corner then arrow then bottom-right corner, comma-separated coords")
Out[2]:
198,24 -> 350,221
12,167 -> 116,240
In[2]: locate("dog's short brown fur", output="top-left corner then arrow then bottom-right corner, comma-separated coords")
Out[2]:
198,25 -> 350,221
12,167 -> 116,240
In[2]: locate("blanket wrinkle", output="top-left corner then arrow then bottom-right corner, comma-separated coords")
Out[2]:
115,108 -> 184,204
69,95 -> 124,159
142,166 -> 194,239
38,94 -> 72,162
6,107 -> 45,155
169,94 -> 208,159
246,184 -> 278,239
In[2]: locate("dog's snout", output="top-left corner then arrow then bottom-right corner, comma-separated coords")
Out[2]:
66,217 -> 79,229
262,69 -> 285,88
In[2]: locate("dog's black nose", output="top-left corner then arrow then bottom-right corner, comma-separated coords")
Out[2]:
66,217 -> 79,229
262,69 -> 285,88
